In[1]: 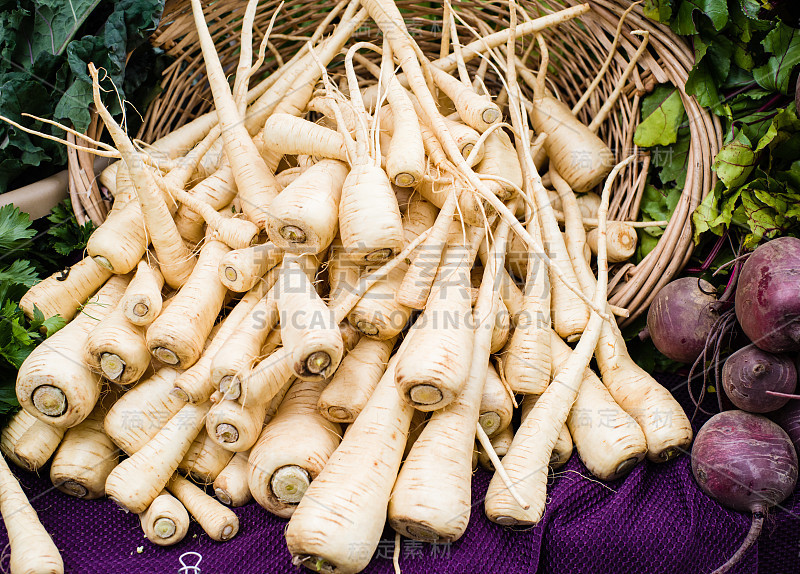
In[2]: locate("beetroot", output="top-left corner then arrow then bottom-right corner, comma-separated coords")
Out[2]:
721,344 -> 797,413
646,277 -> 720,364
692,411 -> 798,573
735,237 -> 800,353
772,400 -> 800,455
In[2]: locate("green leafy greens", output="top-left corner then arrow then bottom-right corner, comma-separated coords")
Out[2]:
631,84 -> 688,260
643,0 -> 800,249
0,0 -> 166,193
0,200 -> 94,416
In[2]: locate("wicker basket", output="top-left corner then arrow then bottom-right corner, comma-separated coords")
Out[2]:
70,0 -> 722,324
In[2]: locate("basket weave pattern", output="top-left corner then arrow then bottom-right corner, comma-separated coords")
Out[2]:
72,0 -> 723,323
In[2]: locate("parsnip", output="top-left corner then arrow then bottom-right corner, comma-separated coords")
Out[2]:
479,362 -> 514,438
0,454 -> 63,574
218,243 -> 282,293
167,474 -> 239,542
104,367 -> 184,455
105,402 -> 210,514
17,275 -> 129,428
50,394 -> 119,499
139,491 -> 190,546
178,428 -> 234,484
19,256 -> 111,322
214,451 -> 252,507
248,378 -> 341,517
146,239 -> 230,369
120,260 -> 164,326
0,409 -> 64,471
276,256 -> 343,380
285,355 -> 412,573
317,336 -> 395,423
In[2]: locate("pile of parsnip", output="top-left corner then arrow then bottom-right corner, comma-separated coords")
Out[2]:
0,1 -> 694,573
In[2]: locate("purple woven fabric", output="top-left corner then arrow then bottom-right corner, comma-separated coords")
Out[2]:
1,375 -> 798,574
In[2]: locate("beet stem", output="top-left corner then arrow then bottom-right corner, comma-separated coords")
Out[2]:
715,236 -> 746,304
687,307 -> 738,418
700,232 -> 728,272
712,250 -> 751,274
717,263 -> 740,303
755,93 -> 784,114
711,512 -> 763,574
765,390 -> 800,400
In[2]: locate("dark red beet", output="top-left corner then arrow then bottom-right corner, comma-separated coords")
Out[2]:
646,277 -> 719,363
735,237 -> 800,353
721,344 -> 797,413
772,400 -> 800,456
692,411 -> 798,512
692,411 -> 798,574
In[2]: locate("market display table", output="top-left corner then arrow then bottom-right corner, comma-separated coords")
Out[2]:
1,376 -> 798,574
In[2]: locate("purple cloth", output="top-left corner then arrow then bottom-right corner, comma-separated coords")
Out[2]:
1,375 -> 798,574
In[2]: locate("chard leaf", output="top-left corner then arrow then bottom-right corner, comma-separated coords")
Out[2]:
734,108 -> 780,144
643,0 -> 672,22
740,186 -> 782,246
53,0 -> 165,131
712,131 -> 757,188
25,0 -> 100,63
756,106 -> 800,153
686,32 -> 734,115
640,184 -> 682,225
637,185 -> 683,259
0,0 -> 166,192
0,7 -> 27,64
672,0 -> 729,35
636,230 -> 661,261
753,22 -> 800,94
775,159 -> 800,188
652,126 -> 691,188
728,1 -> 771,69
738,0 -> 761,20
692,183 -> 738,242
634,85 -> 687,147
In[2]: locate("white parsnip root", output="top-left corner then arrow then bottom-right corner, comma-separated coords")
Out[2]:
285,356 -> 412,573
0,454 -> 64,574
17,275 -> 129,428
105,402 -> 210,514
50,394 -> 119,499
4,3 -> 698,571
146,240 -> 230,369
167,474 -> 239,542
214,451 -> 253,507
1,409 -> 64,472
248,378 -> 341,517
277,256 -> 344,380
139,491 -> 190,547
317,336 -> 395,423
120,260 -> 164,326
19,256 -> 112,323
